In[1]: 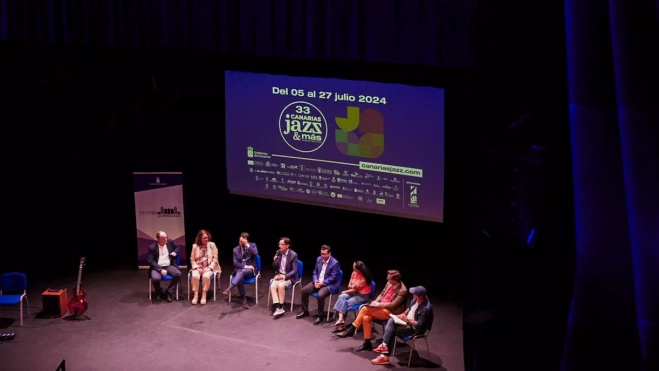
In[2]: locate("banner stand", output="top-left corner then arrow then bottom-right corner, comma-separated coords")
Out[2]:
133,172 -> 188,269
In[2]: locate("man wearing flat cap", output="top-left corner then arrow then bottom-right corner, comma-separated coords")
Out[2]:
370,286 -> 434,365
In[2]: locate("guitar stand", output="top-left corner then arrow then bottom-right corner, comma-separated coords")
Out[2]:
63,309 -> 91,321
63,313 -> 90,321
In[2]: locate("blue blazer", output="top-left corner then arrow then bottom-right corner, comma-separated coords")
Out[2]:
272,249 -> 299,283
232,242 -> 259,270
312,256 -> 341,294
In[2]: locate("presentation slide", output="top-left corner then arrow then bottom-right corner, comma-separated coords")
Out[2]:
225,71 -> 445,222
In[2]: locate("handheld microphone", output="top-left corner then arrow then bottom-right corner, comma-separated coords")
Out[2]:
276,250 -> 282,257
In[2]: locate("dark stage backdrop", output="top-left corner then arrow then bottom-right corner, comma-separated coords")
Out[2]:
0,0 -> 478,68
0,1 -> 584,370
562,0 -> 659,370
0,0 -> 485,303
1,43 -> 477,302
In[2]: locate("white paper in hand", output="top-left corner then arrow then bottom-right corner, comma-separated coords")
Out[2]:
389,314 -> 407,326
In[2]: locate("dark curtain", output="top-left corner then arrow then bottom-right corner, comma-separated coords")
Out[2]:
0,0 -> 477,68
562,0 -> 659,370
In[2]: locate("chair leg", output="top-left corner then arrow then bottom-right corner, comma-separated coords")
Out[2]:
255,277 -> 259,304
326,294 -> 333,321
187,273 -> 190,301
290,285 -> 296,311
19,300 -> 23,326
228,276 -> 262,303
213,274 -> 217,302
148,280 -> 152,300
408,339 -> 416,367
228,277 -> 232,302
425,338 -> 430,356
267,280 -> 272,306
210,275 -> 214,302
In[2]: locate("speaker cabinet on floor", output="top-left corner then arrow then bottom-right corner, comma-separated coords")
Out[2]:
42,289 -> 68,317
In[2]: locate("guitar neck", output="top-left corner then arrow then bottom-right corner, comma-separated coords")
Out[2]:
75,260 -> 84,296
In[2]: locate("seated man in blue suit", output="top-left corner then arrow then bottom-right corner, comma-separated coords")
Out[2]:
297,245 -> 341,325
147,231 -> 182,303
370,286 -> 434,365
222,232 -> 258,309
270,237 -> 299,318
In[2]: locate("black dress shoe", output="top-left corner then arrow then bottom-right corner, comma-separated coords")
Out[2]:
164,292 -> 173,302
296,311 -> 310,319
332,324 -> 346,333
355,341 -> 373,351
314,316 -> 324,325
337,324 -> 356,338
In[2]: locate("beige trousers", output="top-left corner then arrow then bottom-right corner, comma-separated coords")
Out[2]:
270,279 -> 292,304
191,270 -> 214,293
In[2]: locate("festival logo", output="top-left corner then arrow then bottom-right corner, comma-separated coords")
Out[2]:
335,106 -> 384,158
279,101 -> 328,153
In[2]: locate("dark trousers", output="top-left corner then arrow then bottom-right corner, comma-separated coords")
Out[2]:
300,282 -> 331,315
382,318 -> 416,355
230,268 -> 255,298
150,266 -> 182,295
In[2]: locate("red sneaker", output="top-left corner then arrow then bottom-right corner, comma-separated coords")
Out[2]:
373,344 -> 389,353
371,355 -> 390,365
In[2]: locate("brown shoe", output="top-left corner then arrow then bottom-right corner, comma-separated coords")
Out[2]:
336,324 -> 356,338
241,300 -> 249,309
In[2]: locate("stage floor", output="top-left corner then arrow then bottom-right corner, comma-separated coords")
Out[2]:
0,269 -> 463,371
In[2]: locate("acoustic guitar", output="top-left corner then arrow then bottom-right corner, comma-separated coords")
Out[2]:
67,257 -> 89,315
